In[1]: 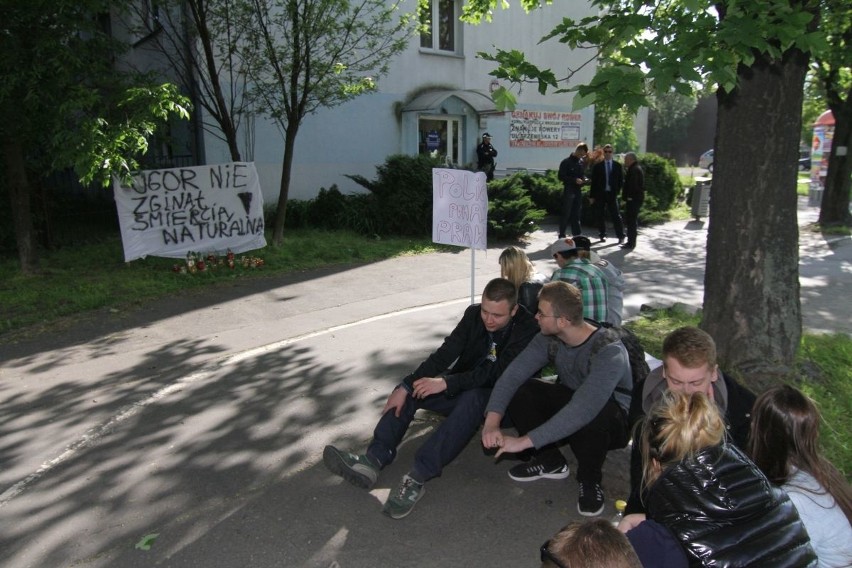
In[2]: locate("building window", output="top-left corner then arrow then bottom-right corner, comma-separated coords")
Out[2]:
420,0 -> 459,54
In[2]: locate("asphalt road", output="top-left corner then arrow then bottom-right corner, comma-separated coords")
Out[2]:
0,196 -> 848,567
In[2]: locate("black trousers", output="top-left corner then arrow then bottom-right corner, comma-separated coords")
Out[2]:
596,191 -> 624,240
507,379 -> 628,484
624,198 -> 642,247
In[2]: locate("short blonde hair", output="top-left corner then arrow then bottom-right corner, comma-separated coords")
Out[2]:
542,519 -> 642,568
662,326 -> 717,368
641,391 -> 726,492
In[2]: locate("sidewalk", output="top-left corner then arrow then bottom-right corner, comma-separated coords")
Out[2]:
522,195 -> 849,335
0,196 -> 848,567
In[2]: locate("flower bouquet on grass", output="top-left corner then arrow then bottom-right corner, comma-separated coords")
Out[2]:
172,250 -> 264,274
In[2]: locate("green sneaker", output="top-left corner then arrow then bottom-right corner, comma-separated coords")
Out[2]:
323,445 -> 379,489
382,474 -> 425,519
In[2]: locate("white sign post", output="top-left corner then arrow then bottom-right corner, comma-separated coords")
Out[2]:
113,162 -> 267,262
431,168 -> 488,303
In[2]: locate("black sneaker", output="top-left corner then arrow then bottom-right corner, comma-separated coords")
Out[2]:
508,457 -> 570,482
577,481 -> 605,516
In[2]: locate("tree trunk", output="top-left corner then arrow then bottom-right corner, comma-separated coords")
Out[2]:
2,137 -> 39,274
271,125 -> 299,246
702,50 -> 808,378
187,0 -> 242,162
817,101 -> 852,225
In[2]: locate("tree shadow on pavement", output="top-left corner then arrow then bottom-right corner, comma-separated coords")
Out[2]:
0,304 -> 491,567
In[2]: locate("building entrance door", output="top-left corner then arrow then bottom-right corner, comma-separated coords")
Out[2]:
418,116 -> 461,166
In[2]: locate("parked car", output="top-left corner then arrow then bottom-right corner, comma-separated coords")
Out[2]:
699,149 -> 714,172
799,154 -> 811,171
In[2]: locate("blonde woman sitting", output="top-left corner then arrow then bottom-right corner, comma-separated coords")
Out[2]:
498,246 -> 547,315
621,391 -> 816,567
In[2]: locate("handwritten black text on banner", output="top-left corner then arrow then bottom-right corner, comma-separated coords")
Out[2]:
114,162 -> 267,262
432,169 -> 488,250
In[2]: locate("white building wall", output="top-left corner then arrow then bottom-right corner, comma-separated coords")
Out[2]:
201,0 -> 600,203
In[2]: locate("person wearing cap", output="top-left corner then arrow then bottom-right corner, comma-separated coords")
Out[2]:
589,144 -> 625,244
476,133 -> 498,181
572,235 -> 625,326
549,237 -> 610,323
557,143 -> 589,238
323,278 -> 538,520
482,281 -> 632,517
621,152 -> 645,250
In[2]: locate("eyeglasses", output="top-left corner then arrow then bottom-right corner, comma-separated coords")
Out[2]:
540,540 -> 568,568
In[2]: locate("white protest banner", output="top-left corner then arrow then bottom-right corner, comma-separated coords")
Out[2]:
113,162 -> 267,262
432,168 -> 488,250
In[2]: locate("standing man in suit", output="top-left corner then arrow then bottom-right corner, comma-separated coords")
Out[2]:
589,144 -> 625,243
621,152 -> 645,250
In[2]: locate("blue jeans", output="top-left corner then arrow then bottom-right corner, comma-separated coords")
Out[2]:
367,388 -> 491,481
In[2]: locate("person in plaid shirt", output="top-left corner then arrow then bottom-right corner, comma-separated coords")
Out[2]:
549,237 -> 609,322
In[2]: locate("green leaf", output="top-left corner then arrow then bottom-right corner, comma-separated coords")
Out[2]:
135,533 -> 159,551
571,89 -> 596,111
491,87 -> 517,111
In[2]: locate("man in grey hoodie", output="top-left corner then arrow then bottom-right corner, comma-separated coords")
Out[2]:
481,281 -> 632,517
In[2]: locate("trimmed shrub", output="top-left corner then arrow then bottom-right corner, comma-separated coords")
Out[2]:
345,155 -> 543,240
639,153 -> 683,210
280,199 -> 311,228
487,175 -> 546,239
346,154 -> 443,236
308,185 -> 349,228
281,186 -> 346,230
493,170 -> 563,215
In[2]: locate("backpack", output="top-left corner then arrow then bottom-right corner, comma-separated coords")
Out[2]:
547,320 -> 650,397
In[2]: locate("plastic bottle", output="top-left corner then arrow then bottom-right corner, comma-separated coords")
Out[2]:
611,499 -> 627,527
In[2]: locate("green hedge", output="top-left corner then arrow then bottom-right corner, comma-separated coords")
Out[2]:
283,155 -> 543,240
281,152 -> 680,240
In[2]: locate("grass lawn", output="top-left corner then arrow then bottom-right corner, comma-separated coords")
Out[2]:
627,307 -> 851,480
0,229 -> 448,335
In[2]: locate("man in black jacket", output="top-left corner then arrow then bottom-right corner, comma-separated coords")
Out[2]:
323,278 -> 539,519
476,132 -> 498,180
557,143 -> 589,238
621,152 -> 644,250
625,326 -> 756,514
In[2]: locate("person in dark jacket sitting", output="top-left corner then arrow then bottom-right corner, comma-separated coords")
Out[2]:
323,278 -> 539,520
625,326 -> 756,515
619,391 -> 816,567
